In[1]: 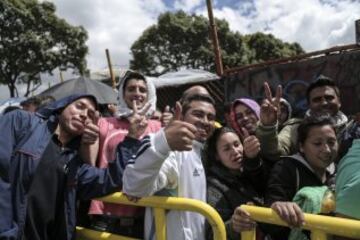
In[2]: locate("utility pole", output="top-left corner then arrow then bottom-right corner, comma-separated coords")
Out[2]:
105,49 -> 116,89
206,0 -> 224,76
356,19 -> 360,44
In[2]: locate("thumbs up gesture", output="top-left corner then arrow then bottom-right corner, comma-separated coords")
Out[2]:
164,102 -> 197,151
242,127 -> 261,158
161,105 -> 174,127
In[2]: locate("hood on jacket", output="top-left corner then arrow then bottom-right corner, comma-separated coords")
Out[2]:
305,110 -> 348,128
277,97 -> 292,122
286,153 -> 335,176
230,98 -> 260,137
116,71 -> 156,118
232,98 -> 260,119
36,94 -> 98,119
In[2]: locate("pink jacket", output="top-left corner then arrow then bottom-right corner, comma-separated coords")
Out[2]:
88,117 -> 161,216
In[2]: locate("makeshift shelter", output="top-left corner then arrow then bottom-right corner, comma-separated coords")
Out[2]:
149,69 -> 224,116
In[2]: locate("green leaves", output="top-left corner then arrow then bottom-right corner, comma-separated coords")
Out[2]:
0,0 -> 88,97
130,10 -> 305,76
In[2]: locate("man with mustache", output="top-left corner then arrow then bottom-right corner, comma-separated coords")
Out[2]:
256,75 -> 348,160
121,94 -> 216,240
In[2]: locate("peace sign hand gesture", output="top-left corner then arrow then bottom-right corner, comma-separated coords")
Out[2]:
260,82 -> 282,126
127,100 -> 151,139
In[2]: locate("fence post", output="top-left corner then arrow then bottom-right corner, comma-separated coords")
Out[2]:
154,208 -> 166,240
311,230 -> 328,240
241,230 -> 256,240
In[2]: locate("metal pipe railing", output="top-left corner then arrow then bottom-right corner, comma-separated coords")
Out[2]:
240,205 -> 360,240
76,192 -> 226,240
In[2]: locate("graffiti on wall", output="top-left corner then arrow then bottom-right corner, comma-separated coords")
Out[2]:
224,49 -> 360,117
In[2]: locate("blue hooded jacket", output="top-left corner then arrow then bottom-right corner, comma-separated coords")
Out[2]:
0,94 -> 127,240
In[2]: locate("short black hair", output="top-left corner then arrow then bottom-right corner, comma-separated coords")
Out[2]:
181,94 -> 215,115
180,85 -> 209,104
306,75 -> 340,103
20,96 -> 42,107
37,96 -> 56,110
122,71 -> 146,93
297,113 -> 336,145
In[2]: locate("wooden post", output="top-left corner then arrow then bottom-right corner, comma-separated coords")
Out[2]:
206,0 -> 224,76
105,49 -> 116,89
59,71 -> 64,83
356,19 -> 360,44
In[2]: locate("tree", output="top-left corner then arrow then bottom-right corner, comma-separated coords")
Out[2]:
130,11 -> 305,76
0,0 -> 88,97
244,32 -> 304,63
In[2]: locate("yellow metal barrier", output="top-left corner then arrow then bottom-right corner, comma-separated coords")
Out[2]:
240,205 -> 360,240
76,192 -> 226,240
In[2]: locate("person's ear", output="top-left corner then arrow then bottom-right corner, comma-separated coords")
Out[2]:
299,143 -> 304,153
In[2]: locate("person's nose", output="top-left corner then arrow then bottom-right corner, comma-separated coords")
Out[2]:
231,146 -> 238,154
319,97 -> 328,106
322,143 -> 331,153
134,87 -> 142,96
79,109 -> 88,121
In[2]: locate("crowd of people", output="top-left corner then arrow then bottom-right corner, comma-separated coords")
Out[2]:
0,71 -> 359,240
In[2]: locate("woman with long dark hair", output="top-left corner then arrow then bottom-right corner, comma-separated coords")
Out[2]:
205,127 -> 267,240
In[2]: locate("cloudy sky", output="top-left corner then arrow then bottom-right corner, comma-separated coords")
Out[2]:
49,0 -> 360,70
1,0 -> 359,99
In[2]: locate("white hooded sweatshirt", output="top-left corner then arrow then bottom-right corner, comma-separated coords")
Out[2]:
123,129 -> 206,240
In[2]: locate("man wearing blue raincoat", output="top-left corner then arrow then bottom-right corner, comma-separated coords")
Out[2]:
0,94 -> 128,240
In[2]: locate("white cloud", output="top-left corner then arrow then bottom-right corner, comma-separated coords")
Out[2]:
205,0 -> 360,51
2,0 -> 359,99
46,0 -> 360,69
174,0 -> 203,11
49,0 -> 166,70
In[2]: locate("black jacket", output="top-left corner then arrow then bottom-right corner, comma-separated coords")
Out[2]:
262,153 -> 333,240
206,156 -> 267,240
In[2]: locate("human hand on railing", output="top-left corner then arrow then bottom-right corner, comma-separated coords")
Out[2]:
242,128 -> 261,158
271,201 -> 304,228
124,193 -> 141,203
231,205 -> 257,232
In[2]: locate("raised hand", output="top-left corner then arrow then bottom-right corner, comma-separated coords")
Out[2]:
242,128 -> 261,158
127,100 -> 151,139
81,111 -> 100,145
80,111 -> 100,165
260,82 -> 282,126
231,206 -> 257,232
164,102 -> 197,151
161,105 -> 173,127
271,201 -> 305,228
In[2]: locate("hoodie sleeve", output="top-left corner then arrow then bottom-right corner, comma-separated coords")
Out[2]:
0,110 -> 33,239
122,129 -> 179,197
256,121 -> 299,161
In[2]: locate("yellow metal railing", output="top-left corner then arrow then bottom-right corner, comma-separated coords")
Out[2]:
240,205 -> 360,240
76,192 -> 226,240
